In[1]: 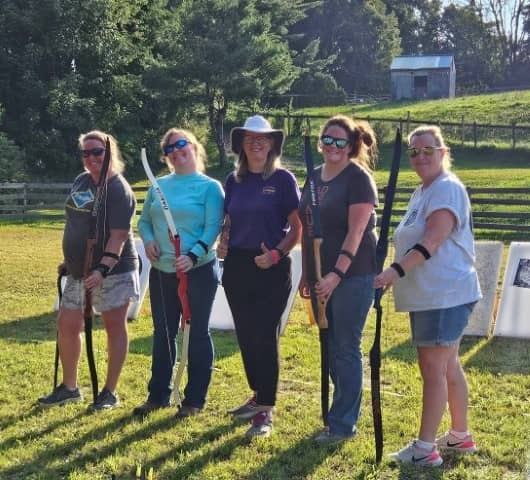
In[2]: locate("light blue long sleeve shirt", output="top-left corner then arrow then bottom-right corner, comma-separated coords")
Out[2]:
138,171 -> 224,273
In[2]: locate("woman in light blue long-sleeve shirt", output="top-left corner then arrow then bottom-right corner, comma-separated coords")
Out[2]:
135,128 -> 224,418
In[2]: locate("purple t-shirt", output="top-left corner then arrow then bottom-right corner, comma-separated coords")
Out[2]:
224,169 -> 300,250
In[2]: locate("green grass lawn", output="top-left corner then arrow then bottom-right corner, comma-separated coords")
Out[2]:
1,215 -> 529,479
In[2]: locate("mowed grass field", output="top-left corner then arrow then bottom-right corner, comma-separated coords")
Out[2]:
1,156 -> 530,479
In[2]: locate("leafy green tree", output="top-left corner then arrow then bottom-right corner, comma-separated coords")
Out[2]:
292,0 -> 401,95
439,4 -> 504,88
164,0 -> 304,166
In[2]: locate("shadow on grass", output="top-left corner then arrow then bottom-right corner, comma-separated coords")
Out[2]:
0,312 -> 105,343
382,334 -> 530,375
129,329 -> 241,362
463,336 -> 530,375
0,410 -> 178,479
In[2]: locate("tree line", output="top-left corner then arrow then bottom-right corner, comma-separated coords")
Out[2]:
1,0 -> 529,181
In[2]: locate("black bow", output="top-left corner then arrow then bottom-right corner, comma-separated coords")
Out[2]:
370,128 -> 402,462
302,126 -> 329,426
82,137 -> 111,402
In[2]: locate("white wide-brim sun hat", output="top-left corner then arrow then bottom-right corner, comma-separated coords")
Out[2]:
230,115 -> 285,156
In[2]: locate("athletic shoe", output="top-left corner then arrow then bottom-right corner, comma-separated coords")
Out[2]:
436,431 -> 477,453
175,405 -> 201,419
38,384 -> 83,407
389,440 -> 443,467
92,387 -> 119,410
228,394 -> 260,419
132,400 -> 170,416
245,410 -> 273,438
314,427 -> 356,444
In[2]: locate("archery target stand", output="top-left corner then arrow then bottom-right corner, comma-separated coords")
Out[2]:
209,245 -> 302,334
53,238 -> 151,321
493,242 -> 530,338
464,240 -> 503,336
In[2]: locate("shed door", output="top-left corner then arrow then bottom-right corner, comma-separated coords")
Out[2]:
413,76 -> 428,99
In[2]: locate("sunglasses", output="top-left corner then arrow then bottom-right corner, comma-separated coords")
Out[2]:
320,135 -> 349,149
407,146 -> 442,158
164,139 -> 189,154
81,147 -> 105,158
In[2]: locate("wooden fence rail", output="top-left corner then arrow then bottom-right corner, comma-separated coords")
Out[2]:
1,183 -> 529,237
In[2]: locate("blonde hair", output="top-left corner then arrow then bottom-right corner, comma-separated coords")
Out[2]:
78,130 -> 125,174
160,128 -> 206,173
408,125 -> 453,170
234,139 -> 281,182
318,115 -> 377,172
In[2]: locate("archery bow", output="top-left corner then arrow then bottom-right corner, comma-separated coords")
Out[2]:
302,123 -> 330,426
53,266 -> 67,389
141,147 -> 191,408
369,128 -> 402,462
82,137 -> 111,403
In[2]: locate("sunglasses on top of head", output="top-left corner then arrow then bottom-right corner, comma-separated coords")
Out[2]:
81,147 -> 105,158
164,139 -> 189,154
407,146 -> 442,158
320,135 -> 349,149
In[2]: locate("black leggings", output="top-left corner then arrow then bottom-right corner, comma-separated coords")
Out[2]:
222,248 -> 291,406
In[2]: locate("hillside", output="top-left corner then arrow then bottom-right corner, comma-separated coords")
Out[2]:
297,90 -> 530,126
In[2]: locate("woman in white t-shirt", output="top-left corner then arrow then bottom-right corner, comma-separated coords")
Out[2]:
374,125 -> 481,467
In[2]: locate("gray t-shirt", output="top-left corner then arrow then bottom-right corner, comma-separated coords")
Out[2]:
63,172 -> 138,279
392,171 -> 482,311
300,162 -> 379,279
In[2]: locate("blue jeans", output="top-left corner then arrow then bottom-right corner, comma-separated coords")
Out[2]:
326,273 -> 375,436
147,261 -> 217,408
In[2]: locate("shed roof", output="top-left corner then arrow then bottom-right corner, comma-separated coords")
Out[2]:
391,55 -> 454,71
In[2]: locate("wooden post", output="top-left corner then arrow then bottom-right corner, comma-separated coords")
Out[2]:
399,119 -> 403,135
512,122 -> 516,150
461,115 -> 465,144
22,183 -> 27,221
406,111 -> 410,135
473,121 -> 477,147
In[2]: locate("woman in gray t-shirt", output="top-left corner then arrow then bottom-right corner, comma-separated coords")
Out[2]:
299,114 -> 378,443
374,125 -> 480,467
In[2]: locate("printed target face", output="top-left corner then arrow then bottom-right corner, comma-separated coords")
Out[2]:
513,258 -> 530,288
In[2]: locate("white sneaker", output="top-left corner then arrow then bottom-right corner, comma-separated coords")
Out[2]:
436,431 -> 477,453
389,440 -> 443,467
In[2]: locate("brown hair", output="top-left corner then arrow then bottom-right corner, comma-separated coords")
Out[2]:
160,128 -> 206,173
408,125 -> 452,170
318,115 -> 377,171
78,130 -> 125,174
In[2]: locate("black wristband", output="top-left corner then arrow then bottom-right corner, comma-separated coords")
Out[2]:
339,249 -> 355,262
103,251 -> 120,261
94,263 -> 111,278
331,267 -> 346,280
273,247 -> 286,258
186,252 -> 198,265
409,243 -> 432,260
390,262 -> 405,278
196,240 -> 209,254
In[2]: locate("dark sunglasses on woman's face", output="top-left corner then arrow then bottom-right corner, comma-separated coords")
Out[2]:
407,146 -> 442,158
81,147 -> 105,158
164,139 -> 189,154
320,135 -> 349,149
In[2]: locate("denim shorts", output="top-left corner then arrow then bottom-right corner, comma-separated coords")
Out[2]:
409,302 -> 477,346
61,270 -> 140,312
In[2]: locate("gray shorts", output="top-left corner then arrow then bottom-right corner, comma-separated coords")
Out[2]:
61,270 -> 140,312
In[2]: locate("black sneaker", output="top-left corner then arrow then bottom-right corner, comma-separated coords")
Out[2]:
175,405 -> 201,420
132,400 -> 170,416
38,384 -> 83,407
92,387 -> 119,410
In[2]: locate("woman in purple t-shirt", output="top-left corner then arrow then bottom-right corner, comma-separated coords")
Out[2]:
217,115 -> 301,438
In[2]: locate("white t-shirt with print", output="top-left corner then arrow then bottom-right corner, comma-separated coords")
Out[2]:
392,172 -> 482,312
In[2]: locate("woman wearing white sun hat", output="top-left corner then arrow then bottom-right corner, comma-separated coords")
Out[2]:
217,115 -> 302,438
